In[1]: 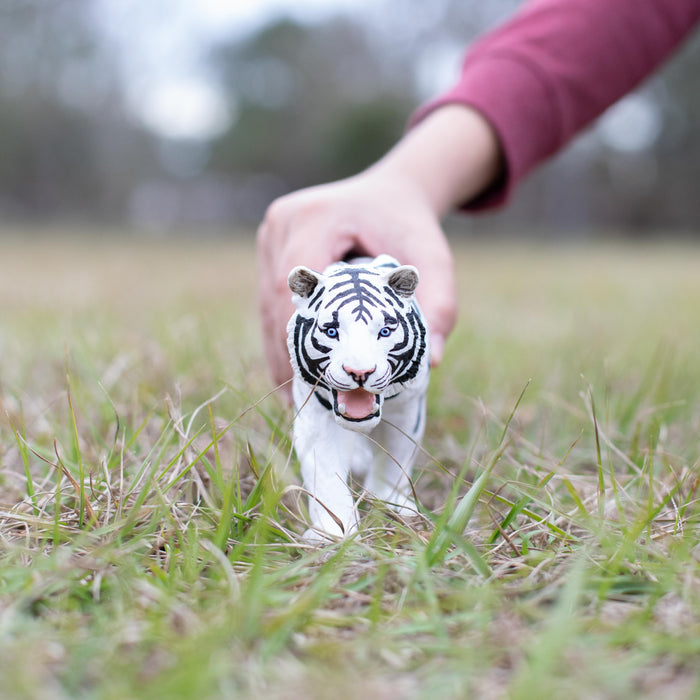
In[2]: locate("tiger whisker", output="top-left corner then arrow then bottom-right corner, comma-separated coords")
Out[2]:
324,368 -> 353,390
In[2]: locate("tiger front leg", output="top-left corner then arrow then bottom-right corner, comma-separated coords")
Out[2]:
292,398 -> 359,542
300,452 -> 358,543
365,393 -> 427,517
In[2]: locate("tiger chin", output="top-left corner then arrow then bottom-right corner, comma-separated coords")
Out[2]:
286,254 -> 430,544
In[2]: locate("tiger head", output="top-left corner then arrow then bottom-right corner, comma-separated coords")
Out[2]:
287,255 -> 428,431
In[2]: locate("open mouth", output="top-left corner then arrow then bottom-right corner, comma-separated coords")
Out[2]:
333,388 -> 382,422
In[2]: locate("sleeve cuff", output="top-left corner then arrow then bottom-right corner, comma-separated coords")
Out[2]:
409,53 -> 567,212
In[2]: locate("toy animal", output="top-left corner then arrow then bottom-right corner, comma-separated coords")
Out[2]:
287,254 -> 430,542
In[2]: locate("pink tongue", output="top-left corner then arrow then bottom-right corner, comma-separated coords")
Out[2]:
337,389 -> 376,419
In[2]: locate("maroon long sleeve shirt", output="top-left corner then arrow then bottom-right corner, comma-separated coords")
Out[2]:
413,0 -> 700,210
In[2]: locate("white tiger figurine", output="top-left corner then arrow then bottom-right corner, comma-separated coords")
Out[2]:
287,254 -> 430,542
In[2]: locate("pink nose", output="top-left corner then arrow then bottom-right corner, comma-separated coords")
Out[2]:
342,365 -> 376,385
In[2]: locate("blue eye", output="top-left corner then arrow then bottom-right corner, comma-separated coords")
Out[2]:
379,327 -> 392,338
324,326 -> 339,338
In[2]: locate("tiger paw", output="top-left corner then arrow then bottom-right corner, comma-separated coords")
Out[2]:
302,520 -> 358,545
301,527 -> 337,546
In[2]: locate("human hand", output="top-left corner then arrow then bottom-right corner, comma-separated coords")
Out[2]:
257,105 -> 501,394
257,170 -> 457,393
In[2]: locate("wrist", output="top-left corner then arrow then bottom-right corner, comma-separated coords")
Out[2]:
368,104 -> 502,218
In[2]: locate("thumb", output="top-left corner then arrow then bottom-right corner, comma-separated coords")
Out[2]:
429,333 -> 445,368
415,262 -> 457,369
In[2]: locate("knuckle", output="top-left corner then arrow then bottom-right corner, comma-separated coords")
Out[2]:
256,223 -> 269,255
257,198 -> 287,247
262,197 -> 289,229
274,273 -> 291,297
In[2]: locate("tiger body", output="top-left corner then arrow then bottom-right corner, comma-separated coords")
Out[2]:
287,254 -> 430,541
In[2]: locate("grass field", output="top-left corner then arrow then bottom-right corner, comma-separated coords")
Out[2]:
1,232 -> 700,699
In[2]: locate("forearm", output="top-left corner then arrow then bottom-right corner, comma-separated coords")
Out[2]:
412,0 -> 700,210
367,105 -> 503,219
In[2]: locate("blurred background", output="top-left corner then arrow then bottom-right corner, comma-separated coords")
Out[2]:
1,0 -> 699,237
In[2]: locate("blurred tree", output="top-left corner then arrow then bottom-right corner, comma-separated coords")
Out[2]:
649,34 -> 700,229
0,0 -> 158,221
209,17 -> 413,189
320,98 -> 412,178
0,0 -> 696,231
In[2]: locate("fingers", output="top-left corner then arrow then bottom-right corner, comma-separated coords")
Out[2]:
429,334 -> 445,367
257,220 -> 291,391
413,243 -> 457,368
364,215 -> 456,368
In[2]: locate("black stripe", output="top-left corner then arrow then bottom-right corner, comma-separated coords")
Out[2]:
307,284 -> 325,309
382,285 -> 405,308
314,391 -> 332,410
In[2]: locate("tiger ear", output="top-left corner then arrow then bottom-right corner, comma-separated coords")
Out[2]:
288,266 -> 322,299
385,265 -> 419,298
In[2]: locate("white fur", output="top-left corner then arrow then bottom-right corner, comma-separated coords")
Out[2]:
286,255 -> 430,542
